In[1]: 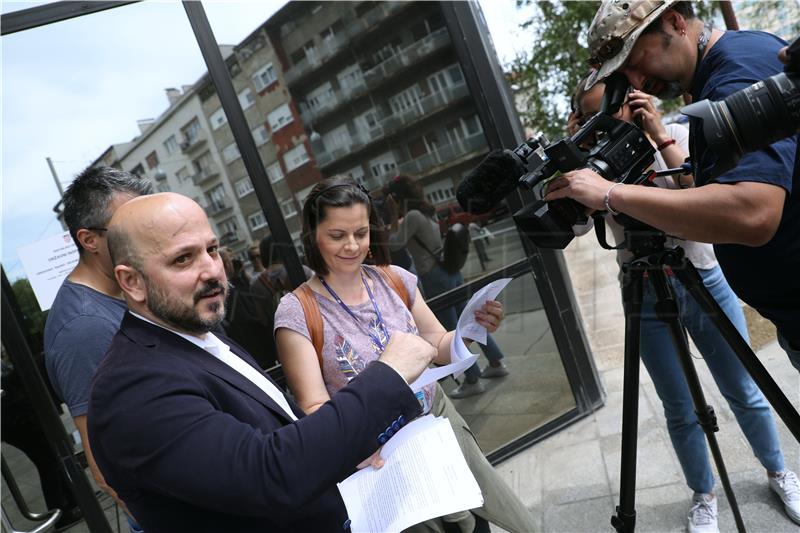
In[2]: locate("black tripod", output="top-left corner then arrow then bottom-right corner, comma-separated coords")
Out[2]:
599,223 -> 800,533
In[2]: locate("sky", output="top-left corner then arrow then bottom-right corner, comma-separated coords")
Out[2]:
1,0 -> 536,281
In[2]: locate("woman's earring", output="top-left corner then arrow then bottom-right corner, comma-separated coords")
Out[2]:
367,248 -> 374,259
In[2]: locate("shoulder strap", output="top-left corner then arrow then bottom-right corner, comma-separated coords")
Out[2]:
292,283 -> 324,367
374,265 -> 411,310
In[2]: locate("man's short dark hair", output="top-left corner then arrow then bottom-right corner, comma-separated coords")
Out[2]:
641,1 -> 695,36
62,166 -> 152,254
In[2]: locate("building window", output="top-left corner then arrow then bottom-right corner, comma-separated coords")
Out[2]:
280,198 -> 298,218
389,85 -> 423,115
235,178 -> 255,198
338,64 -> 364,95
252,124 -> 270,146
248,211 -> 267,230
175,166 -> 190,183
369,152 -> 397,178
238,87 -> 255,110
322,124 -> 352,152
267,103 -> 293,132
145,151 -> 159,169
252,62 -> 277,91
163,135 -> 179,155
181,118 -> 201,144
343,165 -> 367,186
266,162 -> 284,183
222,143 -> 241,163
283,143 -> 310,172
131,163 -> 145,177
306,81 -> 335,111
210,108 -> 228,130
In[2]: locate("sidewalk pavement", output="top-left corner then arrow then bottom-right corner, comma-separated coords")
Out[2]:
491,235 -> 800,532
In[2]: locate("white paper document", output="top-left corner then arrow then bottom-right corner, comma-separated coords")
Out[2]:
409,353 -> 478,392
456,278 -> 513,346
337,415 -> 483,533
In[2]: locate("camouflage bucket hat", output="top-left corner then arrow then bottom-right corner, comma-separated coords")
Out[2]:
585,0 -> 678,89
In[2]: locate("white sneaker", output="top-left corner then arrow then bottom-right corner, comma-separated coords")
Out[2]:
479,363 -> 509,379
687,492 -> 718,533
448,380 -> 486,399
769,470 -> 800,524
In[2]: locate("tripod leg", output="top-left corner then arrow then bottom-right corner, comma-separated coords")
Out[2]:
611,267 -> 644,533
649,270 -> 746,533
671,260 -> 800,442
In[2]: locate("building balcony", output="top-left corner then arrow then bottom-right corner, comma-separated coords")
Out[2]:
219,230 -> 241,247
313,82 -> 469,169
396,131 -> 486,177
204,197 -> 232,217
285,32 -> 349,86
180,130 -> 208,154
343,1 -> 406,42
363,27 -> 450,89
191,162 -> 221,186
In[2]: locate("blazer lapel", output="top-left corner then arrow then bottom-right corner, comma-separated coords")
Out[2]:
121,313 -> 300,424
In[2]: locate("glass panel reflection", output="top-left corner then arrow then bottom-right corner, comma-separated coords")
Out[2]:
441,273 -> 576,454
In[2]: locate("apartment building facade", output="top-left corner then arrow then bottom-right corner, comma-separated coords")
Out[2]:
263,1 -> 489,210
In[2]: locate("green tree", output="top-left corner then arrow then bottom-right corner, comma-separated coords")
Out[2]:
508,1 -> 720,140
10,277 -> 48,355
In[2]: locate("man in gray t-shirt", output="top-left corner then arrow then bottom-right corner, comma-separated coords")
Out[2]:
43,166 -> 150,531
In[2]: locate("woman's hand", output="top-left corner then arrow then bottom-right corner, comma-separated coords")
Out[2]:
474,300 -> 505,333
627,90 -> 670,145
357,448 -> 385,470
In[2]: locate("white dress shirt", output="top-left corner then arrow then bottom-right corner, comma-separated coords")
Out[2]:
131,312 -> 298,421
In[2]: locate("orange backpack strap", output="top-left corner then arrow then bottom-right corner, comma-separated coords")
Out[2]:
292,283 -> 324,366
375,265 -> 411,310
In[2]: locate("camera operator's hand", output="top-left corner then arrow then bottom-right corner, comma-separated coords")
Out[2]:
627,90 -> 670,145
567,110 -> 582,136
544,168 -> 611,211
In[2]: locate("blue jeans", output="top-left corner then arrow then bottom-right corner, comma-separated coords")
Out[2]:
638,265 -> 784,493
419,265 -> 504,383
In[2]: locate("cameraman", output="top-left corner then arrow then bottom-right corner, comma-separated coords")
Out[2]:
569,76 -> 796,532
545,1 -> 800,376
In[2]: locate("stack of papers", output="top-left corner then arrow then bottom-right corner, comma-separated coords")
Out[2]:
337,415 -> 483,532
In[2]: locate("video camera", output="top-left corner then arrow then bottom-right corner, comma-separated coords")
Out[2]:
681,35 -> 799,180
457,73 -> 657,249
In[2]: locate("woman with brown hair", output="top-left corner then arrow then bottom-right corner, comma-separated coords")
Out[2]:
273,176 -> 536,533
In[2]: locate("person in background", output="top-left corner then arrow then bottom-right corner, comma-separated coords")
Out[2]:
569,74 -> 798,532
43,166 -> 151,533
247,244 -> 265,276
468,221 -> 491,270
274,177 -> 536,533
384,175 -> 508,399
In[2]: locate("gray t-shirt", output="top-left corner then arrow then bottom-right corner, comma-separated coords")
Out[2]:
44,279 -> 126,416
388,209 -> 442,276
274,265 -> 436,413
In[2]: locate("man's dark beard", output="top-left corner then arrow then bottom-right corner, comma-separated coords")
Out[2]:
146,277 -> 227,335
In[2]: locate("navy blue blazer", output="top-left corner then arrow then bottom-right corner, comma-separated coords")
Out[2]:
88,312 -> 421,533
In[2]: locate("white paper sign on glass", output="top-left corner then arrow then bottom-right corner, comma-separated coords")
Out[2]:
16,231 -> 79,311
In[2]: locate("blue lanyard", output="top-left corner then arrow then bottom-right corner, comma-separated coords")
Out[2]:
319,268 -> 390,351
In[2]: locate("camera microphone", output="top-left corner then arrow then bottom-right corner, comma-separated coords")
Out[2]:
456,149 -> 527,214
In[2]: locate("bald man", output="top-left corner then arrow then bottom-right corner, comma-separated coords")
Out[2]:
88,193 -> 436,533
